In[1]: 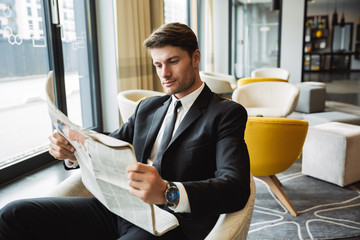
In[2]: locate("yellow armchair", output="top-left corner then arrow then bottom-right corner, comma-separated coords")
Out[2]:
237,77 -> 288,88
244,117 -> 308,216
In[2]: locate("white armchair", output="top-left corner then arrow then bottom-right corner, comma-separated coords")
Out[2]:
117,89 -> 165,122
251,67 -> 290,80
50,171 -> 256,240
205,175 -> 256,240
232,81 -> 300,117
199,71 -> 237,95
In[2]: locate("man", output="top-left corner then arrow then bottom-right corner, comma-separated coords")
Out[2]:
0,22 -> 250,240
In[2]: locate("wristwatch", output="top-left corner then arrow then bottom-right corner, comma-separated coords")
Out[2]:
164,181 -> 180,207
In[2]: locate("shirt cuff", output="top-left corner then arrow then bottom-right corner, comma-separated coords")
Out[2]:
64,159 -> 79,168
172,182 -> 191,213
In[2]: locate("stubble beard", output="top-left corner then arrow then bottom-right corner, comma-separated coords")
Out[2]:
164,62 -> 197,96
164,75 -> 196,97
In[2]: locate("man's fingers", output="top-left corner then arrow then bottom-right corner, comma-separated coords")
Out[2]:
49,134 -> 74,153
129,187 -> 147,201
127,162 -> 155,173
128,182 -> 153,204
52,130 -> 69,144
127,162 -> 144,172
128,179 -> 142,189
49,146 -> 72,159
49,141 -> 74,160
49,140 -> 74,155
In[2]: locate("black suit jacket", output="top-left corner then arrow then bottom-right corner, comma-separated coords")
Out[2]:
110,85 -> 250,239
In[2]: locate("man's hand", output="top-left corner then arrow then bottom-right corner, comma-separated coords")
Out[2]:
127,162 -> 167,205
48,130 -> 76,162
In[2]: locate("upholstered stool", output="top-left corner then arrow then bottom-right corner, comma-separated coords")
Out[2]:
295,82 -> 326,113
302,122 -> 360,187
304,111 -> 360,126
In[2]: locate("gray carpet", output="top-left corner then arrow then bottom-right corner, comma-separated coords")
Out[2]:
247,159 -> 360,240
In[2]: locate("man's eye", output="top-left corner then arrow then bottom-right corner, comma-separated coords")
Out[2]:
170,60 -> 178,64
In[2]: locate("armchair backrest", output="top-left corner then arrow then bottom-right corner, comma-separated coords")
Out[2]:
200,71 -> 237,94
117,89 -> 165,122
237,77 -> 288,87
232,82 -> 300,117
245,117 -> 308,176
205,175 -> 256,240
251,68 -> 290,80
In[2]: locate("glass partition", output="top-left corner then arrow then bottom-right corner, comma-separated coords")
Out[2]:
332,23 -> 353,52
232,0 -> 281,78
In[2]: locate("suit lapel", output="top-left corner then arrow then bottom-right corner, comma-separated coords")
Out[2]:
141,85 -> 213,162
142,97 -> 172,162
169,85 -> 212,147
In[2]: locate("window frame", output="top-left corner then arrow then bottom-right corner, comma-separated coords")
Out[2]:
0,0 -> 102,186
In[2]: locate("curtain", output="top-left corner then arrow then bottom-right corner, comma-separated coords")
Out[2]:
204,0 -> 214,72
116,0 -> 164,92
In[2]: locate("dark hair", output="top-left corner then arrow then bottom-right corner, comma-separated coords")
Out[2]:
143,22 -> 199,57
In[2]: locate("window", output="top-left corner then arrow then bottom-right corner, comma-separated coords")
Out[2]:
0,0 -> 101,184
29,20 -> 33,29
39,21 -> 43,31
27,7 -> 32,16
57,0 -> 101,128
164,0 -> 190,25
232,0 -> 281,78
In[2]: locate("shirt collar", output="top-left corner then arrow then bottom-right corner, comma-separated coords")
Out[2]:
171,82 -> 205,111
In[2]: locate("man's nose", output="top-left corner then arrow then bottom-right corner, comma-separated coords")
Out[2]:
161,65 -> 171,78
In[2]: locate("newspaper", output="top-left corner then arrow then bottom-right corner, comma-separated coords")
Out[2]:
45,71 -> 179,236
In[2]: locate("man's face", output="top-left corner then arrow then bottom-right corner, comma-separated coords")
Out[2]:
150,46 -> 201,99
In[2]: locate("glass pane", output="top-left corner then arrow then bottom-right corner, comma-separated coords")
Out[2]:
0,0 -> 51,167
233,0 -> 280,78
164,0 -> 188,24
332,24 -> 352,52
58,0 -> 94,128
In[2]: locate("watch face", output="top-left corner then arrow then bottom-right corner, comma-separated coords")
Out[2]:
166,186 -> 179,205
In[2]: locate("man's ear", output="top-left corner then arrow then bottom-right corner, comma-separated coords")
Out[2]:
192,49 -> 201,66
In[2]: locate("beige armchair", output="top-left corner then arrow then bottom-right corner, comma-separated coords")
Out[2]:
205,175 -> 256,240
117,89 -> 165,122
199,71 -> 237,95
232,81 -> 300,117
48,170 -> 93,197
251,67 -> 290,80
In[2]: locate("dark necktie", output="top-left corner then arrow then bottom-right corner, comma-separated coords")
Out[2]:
153,100 -> 182,171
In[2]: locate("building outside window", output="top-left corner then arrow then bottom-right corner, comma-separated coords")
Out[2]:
0,0 -> 49,169
164,0 -> 189,25
0,0 -> 101,182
